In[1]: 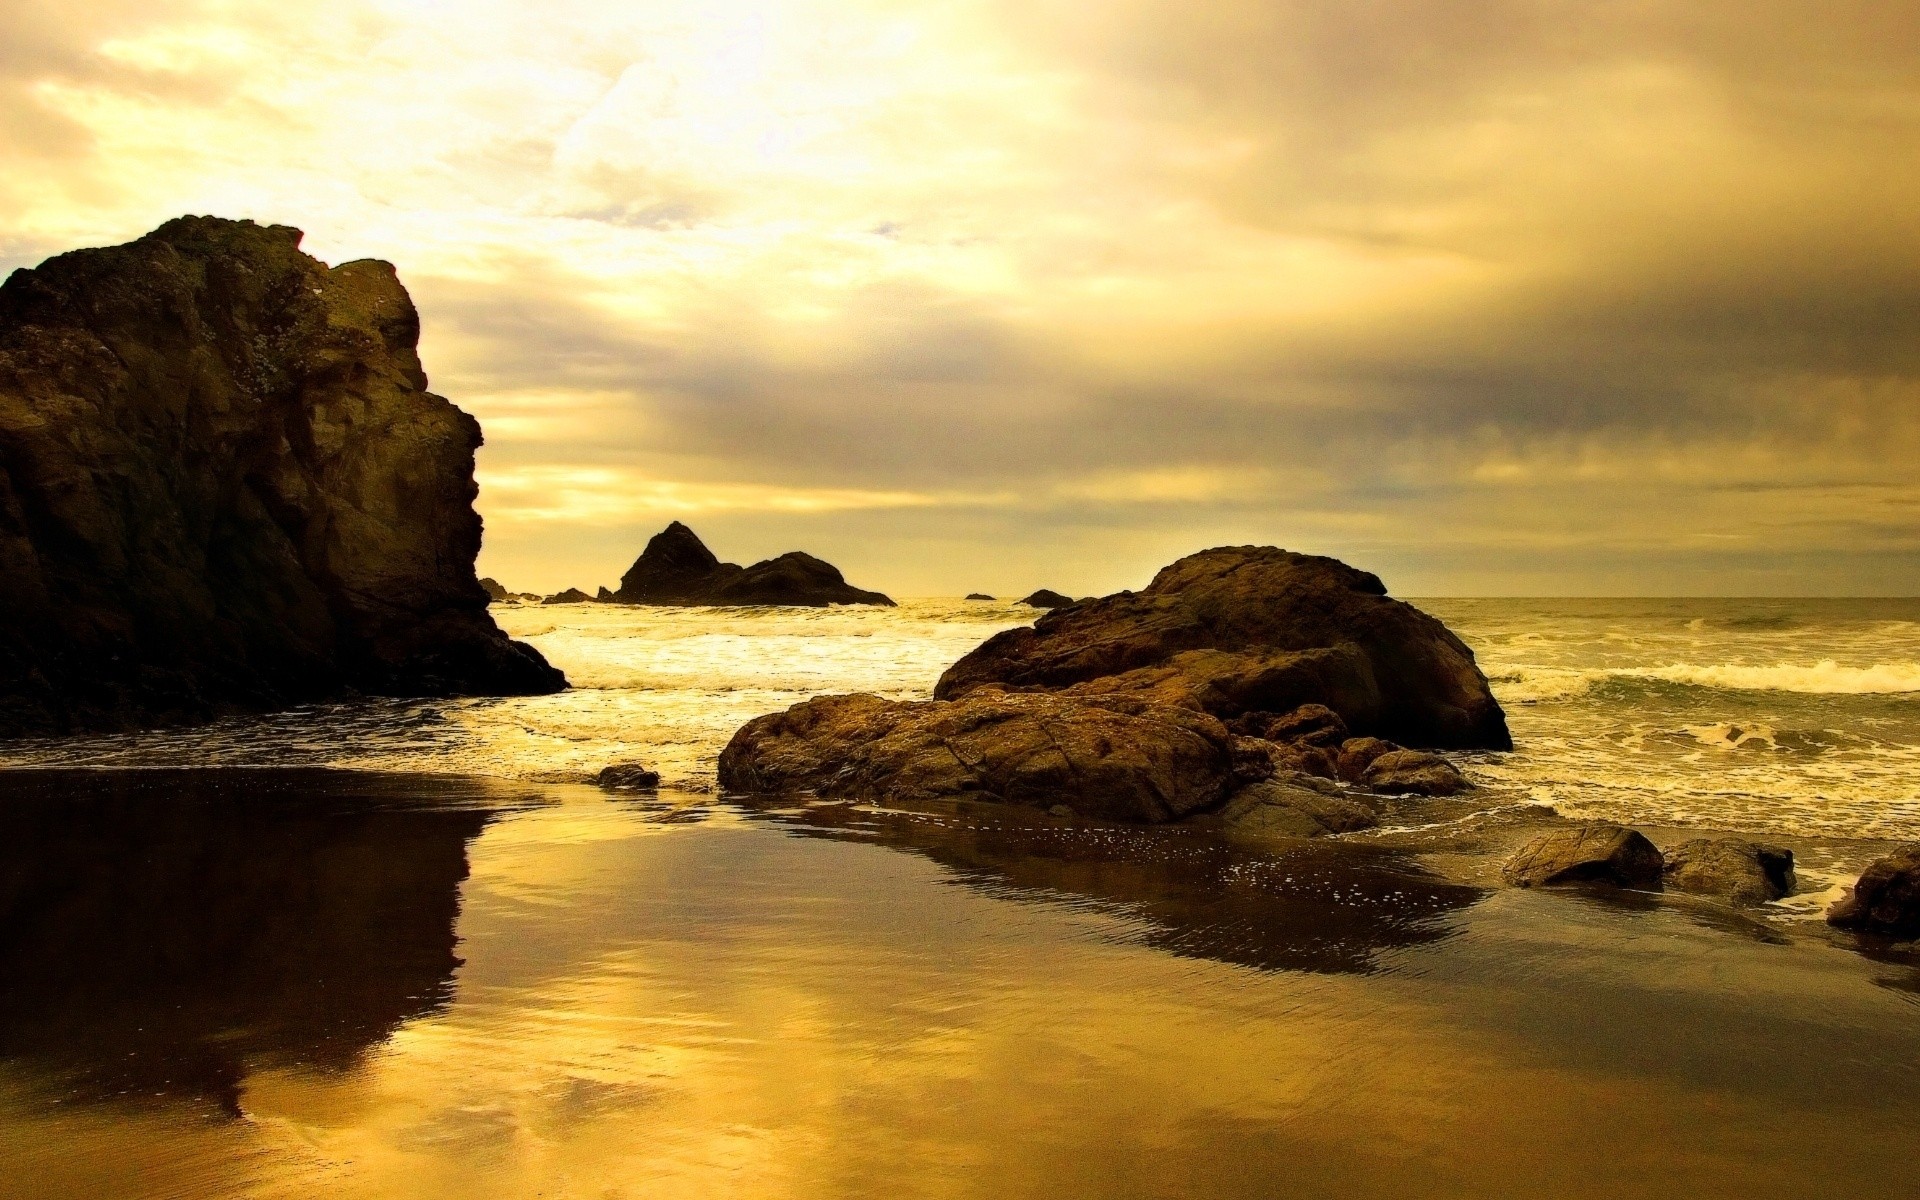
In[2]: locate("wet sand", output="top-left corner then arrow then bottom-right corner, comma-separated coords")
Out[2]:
1,767 -> 1916,1198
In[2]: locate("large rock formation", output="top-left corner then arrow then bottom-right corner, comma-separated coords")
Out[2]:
610,521 -> 894,607
0,217 -> 565,735
937,546 -> 1510,749
718,690 -> 1258,822
1827,845 -> 1920,938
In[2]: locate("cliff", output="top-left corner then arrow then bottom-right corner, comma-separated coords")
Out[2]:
0,216 -> 565,735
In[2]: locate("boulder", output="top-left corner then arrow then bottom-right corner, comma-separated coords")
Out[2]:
1361,749 -> 1471,796
937,546 -> 1510,749
610,522 -> 893,607
597,764 -> 661,791
542,588 -> 594,605
717,690 -> 1253,823
479,578 -> 510,602
1502,825 -> 1665,889
1020,589 -> 1075,608
965,593 -> 996,601
1662,839 -> 1794,906
1219,779 -> 1380,838
1826,845 -> 1920,938
1335,737 -> 1398,783
1232,703 -> 1350,747
0,217 -> 564,735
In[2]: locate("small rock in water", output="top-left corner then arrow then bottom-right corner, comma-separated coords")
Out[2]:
597,764 -> 661,791
1335,737 -> 1397,783
1503,825 -> 1665,889
1826,844 -> 1920,938
1020,588 -> 1076,609
1662,839 -> 1794,906
966,593 -> 997,601
1362,749 -> 1470,796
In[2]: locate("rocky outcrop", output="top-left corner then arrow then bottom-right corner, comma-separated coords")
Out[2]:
1502,825 -> 1665,889
1361,749 -> 1471,796
937,546 -> 1510,749
480,577 -> 510,602
1021,589 -> 1075,608
610,521 -> 894,607
0,217 -> 564,735
1827,845 -> 1920,938
965,592 -> 996,601
1663,839 -> 1794,906
542,588 -> 594,605
717,690 -> 1258,822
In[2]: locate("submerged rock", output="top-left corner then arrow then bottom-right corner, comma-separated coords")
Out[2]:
718,690 -> 1252,823
0,216 -> 564,735
597,764 -> 661,791
1663,839 -> 1794,906
1827,845 -> 1920,938
1502,825 -> 1665,889
1020,589 -> 1075,608
938,546 -> 1510,749
610,521 -> 893,607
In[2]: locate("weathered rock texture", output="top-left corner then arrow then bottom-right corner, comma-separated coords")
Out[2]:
1826,845 -> 1920,938
718,691 -> 1258,822
1502,825 -> 1665,889
611,521 -> 893,607
0,217 -> 564,735
937,546 -> 1510,750
1021,589 -> 1075,609
1662,838 -> 1794,906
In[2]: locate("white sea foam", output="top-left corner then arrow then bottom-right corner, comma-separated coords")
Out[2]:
1493,659 -> 1920,700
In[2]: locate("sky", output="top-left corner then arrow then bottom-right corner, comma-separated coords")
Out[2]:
4,1 -> 1919,596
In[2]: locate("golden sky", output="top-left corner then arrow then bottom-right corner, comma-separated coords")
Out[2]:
5,1 -> 1919,594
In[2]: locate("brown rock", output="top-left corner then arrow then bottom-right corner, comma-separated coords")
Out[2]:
1335,737 -> 1399,783
1826,845 -> 1920,938
717,690 -> 1248,823
611,521 -> 893,607
1239,703 -> 1351,747
542,588 -> 594,605
1361,749 -> 1471,796
479,578 -> 510,602
597,764 -> 661,791
1220,780 -> 1380,837
936,545 -> 1510,749
1502,825 -> 1665,889
1662,839 -> 1794,906
1020,589 -> 1075,608
965,593 -> 996,601
0,217 -> 564,735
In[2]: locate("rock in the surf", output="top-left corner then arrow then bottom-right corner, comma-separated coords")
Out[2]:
0,216 -> 565,735
1826,845 -> 1920,937
1020,589 -> 1075,608
1218,779 -> 1380,837
937,546 -> 1510,750
610,521 -> 893,607
1502,825 -> 1665,889
1360,749 -> 1471,796
965,592 -> 996,601
1662,838 -> 1794,906
717,690 -> 1255,822
597,763 -> 662,791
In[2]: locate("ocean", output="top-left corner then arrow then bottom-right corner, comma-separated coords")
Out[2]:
2,597 -> 1918,1198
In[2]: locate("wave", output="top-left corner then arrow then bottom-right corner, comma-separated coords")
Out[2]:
1493,659 -> 1920,700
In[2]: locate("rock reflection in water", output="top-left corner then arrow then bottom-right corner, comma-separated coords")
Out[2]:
736,797 -> 1488,974
0,769 -> 522,1114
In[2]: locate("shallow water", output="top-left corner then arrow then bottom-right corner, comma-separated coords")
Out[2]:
1,768 -> 1916,1200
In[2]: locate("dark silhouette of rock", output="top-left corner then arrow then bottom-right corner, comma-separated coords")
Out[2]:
597,763 -> 661,791
965,593 -> 996,601
610,521 -> 893,607
1021,589 -> 1075,608
1663,839 -> 1794,906
1827,845 -> 1920,937
1503,825 -> 1664,889
480,577 -> 510,602
718,690 -> 1258,822
1361,749 -> 1471,796
0,217 -> 564,735
542,588 -> 594,605
596,586 -> 615,602
937,546 -> 1509,750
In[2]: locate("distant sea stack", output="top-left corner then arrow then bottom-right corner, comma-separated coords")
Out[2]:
610,522 -> 894,607
0,216 -> 565,736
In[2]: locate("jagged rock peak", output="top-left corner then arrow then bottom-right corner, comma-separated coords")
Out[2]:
610,522 -> 894,608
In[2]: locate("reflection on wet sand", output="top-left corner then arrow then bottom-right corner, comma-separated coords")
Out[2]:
0,770 -> 525,1114
738,797 -> 1487,974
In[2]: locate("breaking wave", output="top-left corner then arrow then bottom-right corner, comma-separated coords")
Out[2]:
1494,659 -> 1920,701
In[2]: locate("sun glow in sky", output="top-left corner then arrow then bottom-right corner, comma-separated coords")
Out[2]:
6,1 -> 1920,594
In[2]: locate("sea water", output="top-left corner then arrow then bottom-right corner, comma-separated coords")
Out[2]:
7,596 -> 1919,841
